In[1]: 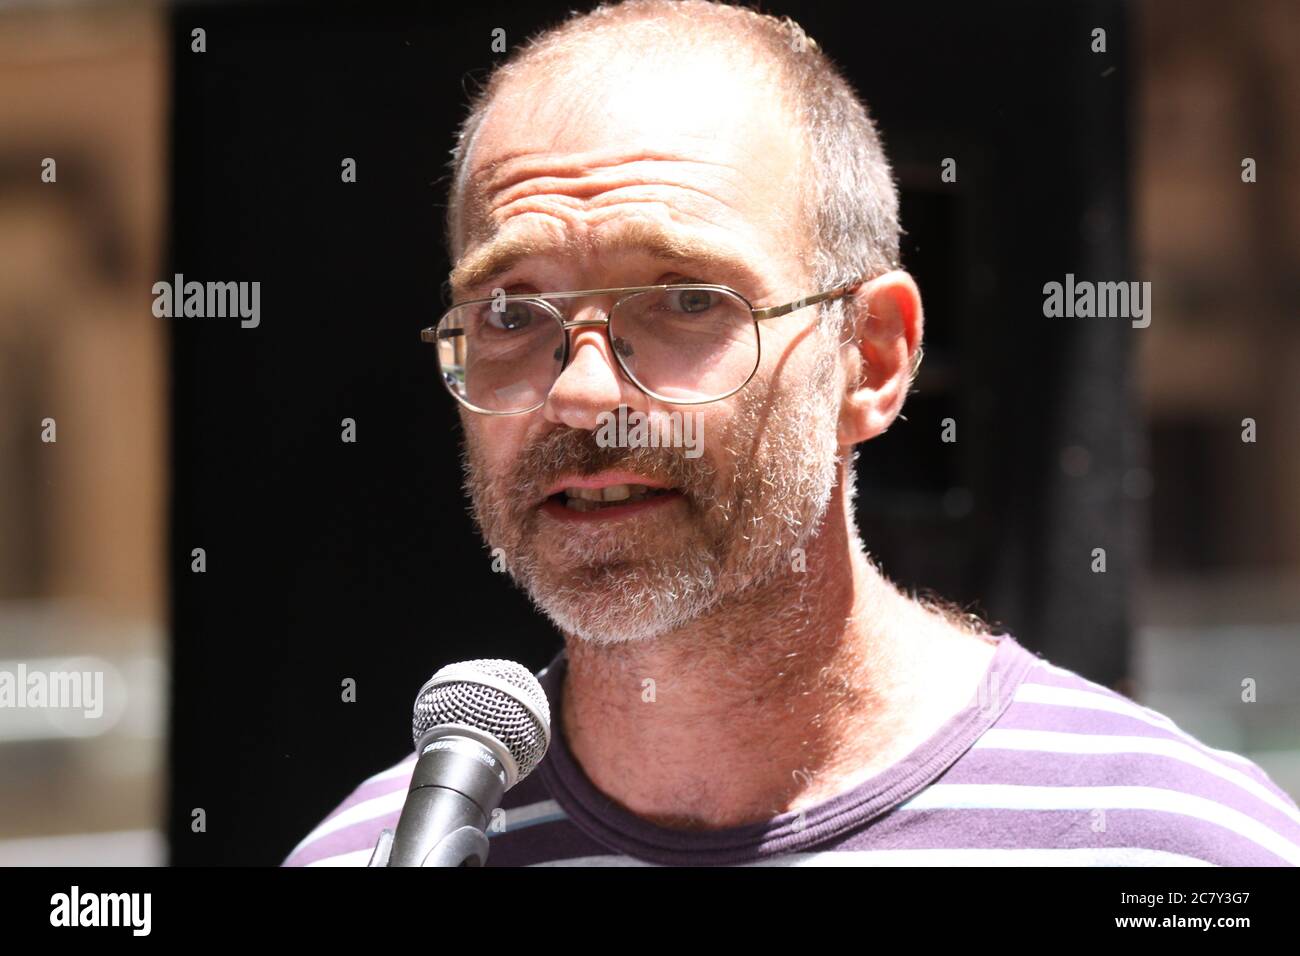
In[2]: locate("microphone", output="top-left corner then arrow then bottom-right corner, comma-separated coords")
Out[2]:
369,658 -> 552,867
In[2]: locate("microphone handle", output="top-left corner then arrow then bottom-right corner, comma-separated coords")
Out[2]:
387,736 -> 508,867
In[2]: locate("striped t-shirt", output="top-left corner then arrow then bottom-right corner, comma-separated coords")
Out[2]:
283,634 -> 1300,866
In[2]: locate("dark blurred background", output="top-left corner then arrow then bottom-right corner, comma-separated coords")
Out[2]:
0,0 -> 1296,866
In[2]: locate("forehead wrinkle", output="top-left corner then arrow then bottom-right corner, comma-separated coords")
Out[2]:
457,149 -> 746,254
482,148 -> 739,201
449,217 -> 761,298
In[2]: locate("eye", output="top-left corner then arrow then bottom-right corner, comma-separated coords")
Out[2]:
485,301 -> 536,332
667,288 -> 717,314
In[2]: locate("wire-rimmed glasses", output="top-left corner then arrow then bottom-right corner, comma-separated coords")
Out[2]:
420,280 -> 861,415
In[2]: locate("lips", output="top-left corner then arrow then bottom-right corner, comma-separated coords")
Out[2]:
537,473 -> 684,519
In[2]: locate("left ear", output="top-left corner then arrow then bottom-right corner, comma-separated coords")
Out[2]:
836,270 -> 924,447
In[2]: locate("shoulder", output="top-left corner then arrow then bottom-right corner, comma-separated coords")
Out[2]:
281,754 -> 416,867
951,648 -> 1300,865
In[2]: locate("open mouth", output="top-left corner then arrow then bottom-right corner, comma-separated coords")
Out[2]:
548,483 -> 678,514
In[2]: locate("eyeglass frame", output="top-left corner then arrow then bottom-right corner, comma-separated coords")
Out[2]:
419,279 -> 864,415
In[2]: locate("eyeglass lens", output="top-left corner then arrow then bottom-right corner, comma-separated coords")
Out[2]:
436,287 -> 759,412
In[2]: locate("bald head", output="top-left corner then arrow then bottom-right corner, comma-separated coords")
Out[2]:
453,48 -> 809,300
445,0 -> 900,309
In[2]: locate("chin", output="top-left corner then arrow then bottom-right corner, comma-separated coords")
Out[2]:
526,561 -> 724,646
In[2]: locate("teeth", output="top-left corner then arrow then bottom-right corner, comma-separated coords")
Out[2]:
562,484 -> 647,501
601,485 -> 631,502
559,484 -> 671,511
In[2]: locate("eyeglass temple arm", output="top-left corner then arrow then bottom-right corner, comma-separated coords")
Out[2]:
752,280 -> 863,322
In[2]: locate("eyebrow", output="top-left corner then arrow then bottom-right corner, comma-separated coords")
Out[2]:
448,220 -> 759,299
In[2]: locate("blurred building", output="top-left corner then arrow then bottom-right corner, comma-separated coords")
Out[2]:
0,1 -> 165,864
1134,0 -> 1300,798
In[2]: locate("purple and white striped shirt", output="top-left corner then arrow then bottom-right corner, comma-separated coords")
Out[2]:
283,634 -> 1300,866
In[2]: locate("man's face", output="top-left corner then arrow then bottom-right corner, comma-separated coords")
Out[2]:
453,54 -> 848,644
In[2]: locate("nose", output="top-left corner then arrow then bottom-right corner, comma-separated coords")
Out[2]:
542,303 -> 648,431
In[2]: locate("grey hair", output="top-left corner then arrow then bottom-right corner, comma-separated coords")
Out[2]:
443,0 -> 902,344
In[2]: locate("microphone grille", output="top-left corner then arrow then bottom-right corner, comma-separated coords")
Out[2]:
412,658 -> 551,783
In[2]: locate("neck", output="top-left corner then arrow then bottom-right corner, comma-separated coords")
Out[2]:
557,480 -> 998,830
